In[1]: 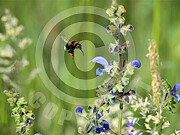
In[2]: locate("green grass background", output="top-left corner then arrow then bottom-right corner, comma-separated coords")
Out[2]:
0,0 -> 180,135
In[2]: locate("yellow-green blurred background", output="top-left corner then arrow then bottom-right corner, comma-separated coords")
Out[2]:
0,0 -> 180,135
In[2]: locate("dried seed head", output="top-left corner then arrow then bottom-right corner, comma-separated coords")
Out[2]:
146,39 -> 161,106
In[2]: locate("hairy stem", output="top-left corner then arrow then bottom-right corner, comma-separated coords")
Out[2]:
118,102 -> 123,135
84,121 -> 91,135
118,33 -> 123,70
118,29 -> 124,135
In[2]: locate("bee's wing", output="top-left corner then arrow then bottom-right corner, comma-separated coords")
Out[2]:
61,34 -> 70,50
64,45 -> 67,50
61,33 -> 71,43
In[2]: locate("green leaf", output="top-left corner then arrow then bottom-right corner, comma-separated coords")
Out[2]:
116,83 -> 124,93
106,25 -> 118,35
115,5 -> 126,16
4,90 -> 13,97
106,8 -> 114,17
14,115 -> 21,123
26,111 -> 35,120
16,97 -> 27,106
121,77 -> 129,86
7,97 -> 17,107
125,63 -> 134,76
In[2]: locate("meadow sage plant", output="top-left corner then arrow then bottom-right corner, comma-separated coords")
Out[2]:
0,10 -> 35,134
76,0 -> 141,134
76,1 -> 180,135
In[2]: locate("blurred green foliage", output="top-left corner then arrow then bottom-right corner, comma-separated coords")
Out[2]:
0,0 -> 180,135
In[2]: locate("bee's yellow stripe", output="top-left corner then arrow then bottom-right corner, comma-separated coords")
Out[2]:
74,41 -> 79,46
67,42 -> 71,46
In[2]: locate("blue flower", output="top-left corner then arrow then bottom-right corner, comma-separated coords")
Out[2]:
92,56 -> 109,68
93,107 -> 97,113
109,43 -> 119,53
96,112 -> 103,120
92,56 -> 109,76
173,84 -> 180,92
127,120 -> 136,127
128,131 -> 133,135
87,106 -> 92,110
76,107 -> 83,114
93,126 -> 103,134
101,120 -> 110,131
130,90 -> 136,95
127,25 -> 134,31
125,95 -> 130,103
92,56 -> 119,76
114,46 -> 119,52
131,60 -> 141,68
96,114 -> 101,120
96,68 -> 104,76
128,131 -> 141,135
106,109 -> 110,113
93,120 -> 110,134
111,97 -> 116,103
171,84 -> 180,102
110,91 -> 116,96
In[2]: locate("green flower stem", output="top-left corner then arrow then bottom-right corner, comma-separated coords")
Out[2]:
84,121 -> 91,135
157,106 -> 163,134
118,33 -> 123,70
118,102 -> 123,135
118,29 -> 124,135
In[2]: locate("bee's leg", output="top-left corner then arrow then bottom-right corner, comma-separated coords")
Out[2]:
79,48 -> 84,56
68,50 -> 74,60
76,45 -> 84,56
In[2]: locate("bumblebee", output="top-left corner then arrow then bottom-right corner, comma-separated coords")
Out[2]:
62,34 -> 84,59
64,41 -> 84,59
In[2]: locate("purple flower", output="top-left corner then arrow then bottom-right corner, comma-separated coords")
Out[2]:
93,120 -> 110,134
173,84 -> 180,92
87,106 -> 92,110
96,114 -> 101,120
92,56 -> 109,69
111,97 -> 116,103
127,120 -> 136,127
76,107 -> 83,114
171,84 -> 180,102
96,112 -> 103,120
128,131 -> 133,135
109,44 -> 119,53
110,91 -> 116,96
93,107 -> 97,113
128,131 -> 141,135
125,95 -> 130,103
128,25 -> 134,31
106,109 -> 110,113
92,56 -> 110,76
131,60 -> 141,68
114,46 -> 119,52
101,120 -> 110,131
130,90 -> 136,95
93,126 -> 103,134
96,68 -> 104,76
